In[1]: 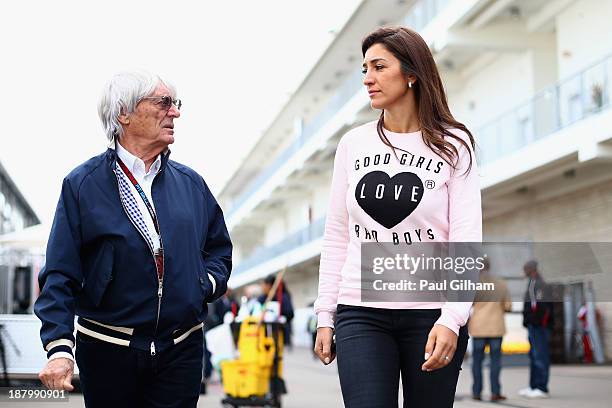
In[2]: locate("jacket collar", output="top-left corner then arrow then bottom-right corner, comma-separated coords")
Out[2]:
106,142 -> 171,171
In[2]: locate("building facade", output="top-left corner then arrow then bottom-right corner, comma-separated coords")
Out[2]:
219,0 -> 612,359
0,161 -> 40,314
0,162 -> 38,235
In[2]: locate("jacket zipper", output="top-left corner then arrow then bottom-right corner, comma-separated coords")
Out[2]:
113,165 -> 164,356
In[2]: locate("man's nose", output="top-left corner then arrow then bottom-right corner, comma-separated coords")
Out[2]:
168,105 -> 181,118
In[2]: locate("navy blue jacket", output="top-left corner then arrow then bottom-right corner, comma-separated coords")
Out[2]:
34,148 -> 232,354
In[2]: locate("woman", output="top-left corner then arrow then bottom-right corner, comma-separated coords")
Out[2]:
313,26 -> 481,407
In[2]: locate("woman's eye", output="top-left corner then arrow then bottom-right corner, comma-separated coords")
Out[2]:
362,65 -> 384,74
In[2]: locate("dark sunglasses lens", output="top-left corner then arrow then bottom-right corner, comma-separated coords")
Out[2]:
160,96 -> 172,109
175,99 -> 182,110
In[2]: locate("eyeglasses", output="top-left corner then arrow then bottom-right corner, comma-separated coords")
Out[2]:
142,95 -> 182,111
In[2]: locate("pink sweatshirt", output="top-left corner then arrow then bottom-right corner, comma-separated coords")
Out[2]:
314,121 -> 482,334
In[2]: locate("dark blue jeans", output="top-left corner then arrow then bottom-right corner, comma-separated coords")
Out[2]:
76,329 -> 203,408
335,305 -> 469,408
527,325 -> 551,392
471,337 -> 502,396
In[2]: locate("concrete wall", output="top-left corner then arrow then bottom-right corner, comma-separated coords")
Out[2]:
484,179 -> 612,241
260,171 -> 332,246
530,38 -> 559,93
284,264 -> 319,309
450,52 -> 535,129
264,216 -> 286,246
311,176 -> 332,221
286,200 -> 310,235
556,0 -> 612,79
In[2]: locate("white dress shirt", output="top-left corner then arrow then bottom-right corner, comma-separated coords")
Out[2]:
116,142 -> 162,252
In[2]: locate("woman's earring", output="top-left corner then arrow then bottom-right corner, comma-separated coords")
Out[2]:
408,81 -> 413,88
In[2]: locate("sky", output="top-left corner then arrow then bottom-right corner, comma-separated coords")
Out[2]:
0,0 -> 361,225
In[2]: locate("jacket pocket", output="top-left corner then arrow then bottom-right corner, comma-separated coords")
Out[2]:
83,242 -> 115,307
199,249 -> 213,302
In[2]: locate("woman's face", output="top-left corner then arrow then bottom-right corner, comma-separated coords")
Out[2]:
362,43 -> 412,110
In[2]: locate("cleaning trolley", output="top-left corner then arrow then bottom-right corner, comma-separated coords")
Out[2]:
221,275 -> 287,407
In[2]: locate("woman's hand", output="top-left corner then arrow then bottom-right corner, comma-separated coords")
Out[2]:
314,327 -> 336,365
421,324 -> 458,371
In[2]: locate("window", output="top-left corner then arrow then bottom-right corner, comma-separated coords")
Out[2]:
568,93 -> 582,123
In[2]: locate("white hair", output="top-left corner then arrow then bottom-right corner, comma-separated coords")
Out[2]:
97,70 -> 177,143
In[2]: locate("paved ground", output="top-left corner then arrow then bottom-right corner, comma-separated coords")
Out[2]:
3,347 -> 611,407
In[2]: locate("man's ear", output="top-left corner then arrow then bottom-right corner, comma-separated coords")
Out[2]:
118,113 -> 130,125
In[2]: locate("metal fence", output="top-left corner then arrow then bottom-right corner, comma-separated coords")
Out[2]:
233,217 -> 326,275
477,53 -> 612,164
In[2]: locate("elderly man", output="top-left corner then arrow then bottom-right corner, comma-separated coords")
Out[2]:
34,71 -> 232,407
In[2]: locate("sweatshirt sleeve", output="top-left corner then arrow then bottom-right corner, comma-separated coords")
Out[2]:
314,137 -> 350,328
435,131 -> 482,334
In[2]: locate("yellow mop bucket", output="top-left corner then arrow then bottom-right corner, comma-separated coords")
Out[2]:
220,360 -> 271,398
221,316 -> 284,398
236,317 -> 282,368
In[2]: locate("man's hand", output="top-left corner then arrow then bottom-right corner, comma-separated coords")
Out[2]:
421,324 -> 458,372
314,327 -> 336,365
39,358 -> 74,391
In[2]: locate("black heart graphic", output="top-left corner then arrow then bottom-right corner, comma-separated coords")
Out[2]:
355,171 -> 424,229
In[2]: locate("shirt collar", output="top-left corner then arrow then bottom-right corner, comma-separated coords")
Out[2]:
116,141 -> 162,178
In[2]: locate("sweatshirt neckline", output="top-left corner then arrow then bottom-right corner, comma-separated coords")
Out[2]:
380,125 -> 421,137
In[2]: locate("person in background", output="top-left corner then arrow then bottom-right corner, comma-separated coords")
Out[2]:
520,260 -> 553,399
468,258 -> 512,402
306,301 -> 318,359
258,274 -> 295,348
210,288 -> 239,326
203,288 -> 239,381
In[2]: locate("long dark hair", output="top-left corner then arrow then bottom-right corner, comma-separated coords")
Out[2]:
362,26 -> 475,173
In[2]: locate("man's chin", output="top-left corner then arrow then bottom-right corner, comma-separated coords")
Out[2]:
161,134 -> 175,145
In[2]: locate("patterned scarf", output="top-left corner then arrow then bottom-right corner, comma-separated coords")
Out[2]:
114,163 -> 156,251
